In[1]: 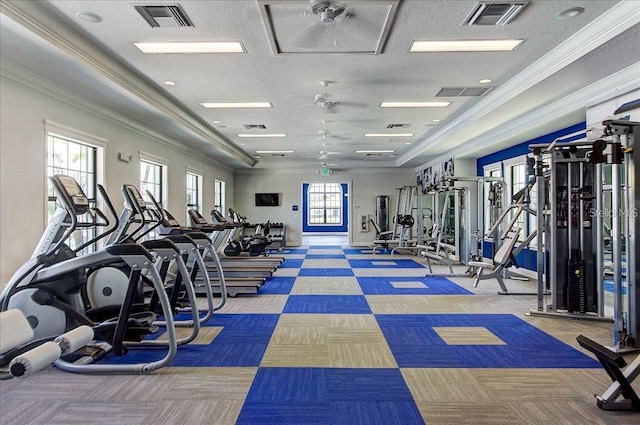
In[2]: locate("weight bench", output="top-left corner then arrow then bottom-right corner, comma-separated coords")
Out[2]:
418,242 -> 458,276
576,335 -> 640,411
368,219 -> 395,254
467,227 -> 525,294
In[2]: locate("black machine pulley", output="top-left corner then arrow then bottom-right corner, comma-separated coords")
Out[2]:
397,214 -> 415,228
589,139 -> 607,164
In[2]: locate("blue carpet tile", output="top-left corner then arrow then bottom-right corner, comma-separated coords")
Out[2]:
376,314 -> 601,369
298,268 -> 354,276
304,254 -> 347,259
236,367 -> 424,425
278,248 -> 308,255
342,248 -> 372,255
99,314 -> 279,367
280,258 -> 304,268
357,276 -> 473,295
258,276 -> 296,294
348,259 -> 425,268
283,295 -> 372,314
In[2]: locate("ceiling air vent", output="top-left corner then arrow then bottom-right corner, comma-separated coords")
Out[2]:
134,5 -> 194,28
387,124 -> 410,129
244,124 -> 267,129
436,86 -> 494,97
463,2 -> 529,26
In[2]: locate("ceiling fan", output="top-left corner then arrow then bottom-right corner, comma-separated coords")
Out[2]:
310,80 -> 368,112
304,143 -> 342,161
298,120 -> 351,141
307,1 -> 350,24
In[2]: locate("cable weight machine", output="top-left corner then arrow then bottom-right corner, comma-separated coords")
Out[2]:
529,120 -> 639,352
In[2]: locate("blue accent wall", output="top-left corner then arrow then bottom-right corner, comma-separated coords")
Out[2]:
477,122 -> 586,271
476,122 -> 587,176
302,183 -> 349,232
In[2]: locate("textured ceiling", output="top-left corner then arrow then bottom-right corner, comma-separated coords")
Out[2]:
1,0 -> 638,171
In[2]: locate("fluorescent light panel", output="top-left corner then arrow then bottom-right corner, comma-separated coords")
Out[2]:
356,150 -> 395,153
380,101 -> 450,108
201,102 -> 272,108
410,39 -> 524,52
256,150 -> 294,154
365,133 -> 414,137
134,42 -> 245,54
237,134 -> 286,138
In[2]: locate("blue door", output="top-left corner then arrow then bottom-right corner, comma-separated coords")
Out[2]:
302,182 -> 348,232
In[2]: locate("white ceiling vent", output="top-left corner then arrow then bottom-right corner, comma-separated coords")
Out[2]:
387,124 -> 410,129
436,86 -> 494,97
134,5 -> 194,28
244,124 -> 267,129
463,2 -> 529,26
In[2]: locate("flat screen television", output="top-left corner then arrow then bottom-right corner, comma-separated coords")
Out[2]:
255,193 -> 280,207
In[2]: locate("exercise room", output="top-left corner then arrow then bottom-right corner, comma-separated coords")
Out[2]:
1,1 -> 639,424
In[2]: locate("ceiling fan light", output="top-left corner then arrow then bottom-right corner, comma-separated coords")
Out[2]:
321,9 -> 335,23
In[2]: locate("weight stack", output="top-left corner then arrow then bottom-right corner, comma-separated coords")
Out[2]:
566,255 -> 586,313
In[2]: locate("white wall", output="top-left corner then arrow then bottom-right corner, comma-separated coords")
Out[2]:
234,169 -> 415,246
0,76 -> 234,287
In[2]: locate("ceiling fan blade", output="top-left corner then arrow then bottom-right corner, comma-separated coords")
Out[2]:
337,101 -> 369,109
328,134 -> 350,141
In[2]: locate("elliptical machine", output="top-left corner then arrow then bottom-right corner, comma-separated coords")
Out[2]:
0,175 -> 178,374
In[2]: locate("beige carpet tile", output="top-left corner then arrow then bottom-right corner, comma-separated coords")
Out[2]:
301,258 -> 351,268
215,294 -> 288,314
155,326 -> 222,345
434,326 -> 507,345
291,276 -> 363,295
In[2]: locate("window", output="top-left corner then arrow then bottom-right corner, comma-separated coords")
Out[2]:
483,163 -> 502,236
505,158 -> 527,240
214,179 -> 225,214
308,183 -> 342,225
186,171 -> 203,222
140,159 -> 164,207
47,132 -> 99,253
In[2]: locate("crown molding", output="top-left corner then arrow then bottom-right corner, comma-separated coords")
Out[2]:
400,1 -> 640,166
0,0 -> 256,168
1,58 -> 232,173
413,63 -> 640,171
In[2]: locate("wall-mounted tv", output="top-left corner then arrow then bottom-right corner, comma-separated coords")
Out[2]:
255,193 -> 280,207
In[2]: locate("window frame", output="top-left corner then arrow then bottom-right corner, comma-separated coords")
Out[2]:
482,162 -> 503,237
214,179 -> 225,214
307,182 -> 343,226
45,121 -> 106,253
503,155 -> 528,243
186,170 -> 203,219
140,152 -> 168,208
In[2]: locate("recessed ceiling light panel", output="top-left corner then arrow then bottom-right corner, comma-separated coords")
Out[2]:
201,102 -> 272,108
364,133 -> 414,137
237,134 -> 286,138
134,42 -> 245,54
380,101 -> 451,108
256,150 -> 294,154
410,39 -> 524,52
